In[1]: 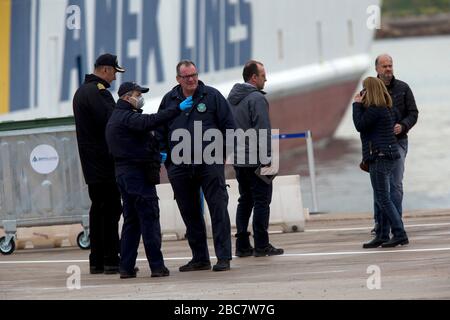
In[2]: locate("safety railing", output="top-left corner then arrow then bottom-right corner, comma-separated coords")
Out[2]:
273,130 -> 319,213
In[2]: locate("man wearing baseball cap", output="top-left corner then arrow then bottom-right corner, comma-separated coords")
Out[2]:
106,81 -> 182,279
94,53 -> 126,73
73,53 -> 125,275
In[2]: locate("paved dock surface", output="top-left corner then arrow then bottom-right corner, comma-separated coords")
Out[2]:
1,212 -> 450,300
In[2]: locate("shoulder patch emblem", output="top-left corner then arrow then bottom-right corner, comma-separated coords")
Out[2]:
97,83 -> 106,90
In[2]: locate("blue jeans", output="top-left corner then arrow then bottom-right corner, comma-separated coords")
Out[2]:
117,171 -> 164,273
374,139 -> 408,227
370,158 -> 407,239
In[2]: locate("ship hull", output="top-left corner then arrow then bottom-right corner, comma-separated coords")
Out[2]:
270,79 -> 359,147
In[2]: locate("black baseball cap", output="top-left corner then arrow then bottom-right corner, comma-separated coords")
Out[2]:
118,82 -> 149,97
94,53 -> 125,73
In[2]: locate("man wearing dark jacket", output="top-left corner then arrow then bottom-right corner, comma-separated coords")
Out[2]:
73,53 -> 125,274
372,54 -> 419,234
227,60 -> 284,258
156,60 -> 235,272
106,82 -> 181,279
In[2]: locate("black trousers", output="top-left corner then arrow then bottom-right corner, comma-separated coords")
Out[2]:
87,182 -> 122,268
234,167 -> 273,249
168,164 -> 232,262
116,171 -> 164,273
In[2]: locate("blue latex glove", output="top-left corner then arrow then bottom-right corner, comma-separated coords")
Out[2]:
160,152 -> 167,164
179,96 -> 193,111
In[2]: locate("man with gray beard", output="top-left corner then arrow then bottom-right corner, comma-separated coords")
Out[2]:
371,54 -> 419,236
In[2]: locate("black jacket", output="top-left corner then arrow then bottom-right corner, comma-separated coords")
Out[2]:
227,83 -> 271,167
353,102 -> 400,163
73,74 -> 116,184
384,76 -> 419,140
105,99 -> 180,177
156,81 -> 236,165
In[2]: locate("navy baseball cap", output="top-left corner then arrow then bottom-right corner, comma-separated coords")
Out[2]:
118,82 -> 149,97
94,53 -> 125,73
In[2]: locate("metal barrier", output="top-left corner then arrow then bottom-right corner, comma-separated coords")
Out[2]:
0,117 -> 90,254
0,120 -> 318,253
273,130 -> 319,213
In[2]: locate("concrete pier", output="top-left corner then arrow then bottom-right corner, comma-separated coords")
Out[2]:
1,210 -> 450,300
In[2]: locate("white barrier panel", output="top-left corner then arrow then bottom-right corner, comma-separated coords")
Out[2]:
268,175 -> 306,232
204,175 -> 305,234
157,175 -> 305,240
156,183 -> 187,240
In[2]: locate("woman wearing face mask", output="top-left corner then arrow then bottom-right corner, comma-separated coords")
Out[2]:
353,77 -> 409,249
105,81 -> 184,279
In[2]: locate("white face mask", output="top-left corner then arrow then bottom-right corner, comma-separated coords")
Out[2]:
131,95 -> 145,109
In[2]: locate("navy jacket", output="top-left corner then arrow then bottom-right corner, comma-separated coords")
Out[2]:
73,74 -> 116,184
384,76 -> 419,140
156,81 -> 236,165
105,99 -> 180,176
353,102 -> 400,163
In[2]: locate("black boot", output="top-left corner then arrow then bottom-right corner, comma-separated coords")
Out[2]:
151,266 -> 170,278
381,236 -> 409,248
254,244 -> 284,257
363,237 -> 389,249
212,259 -> 231,272
235,232 -> 254,257
179,260 -> 211,272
